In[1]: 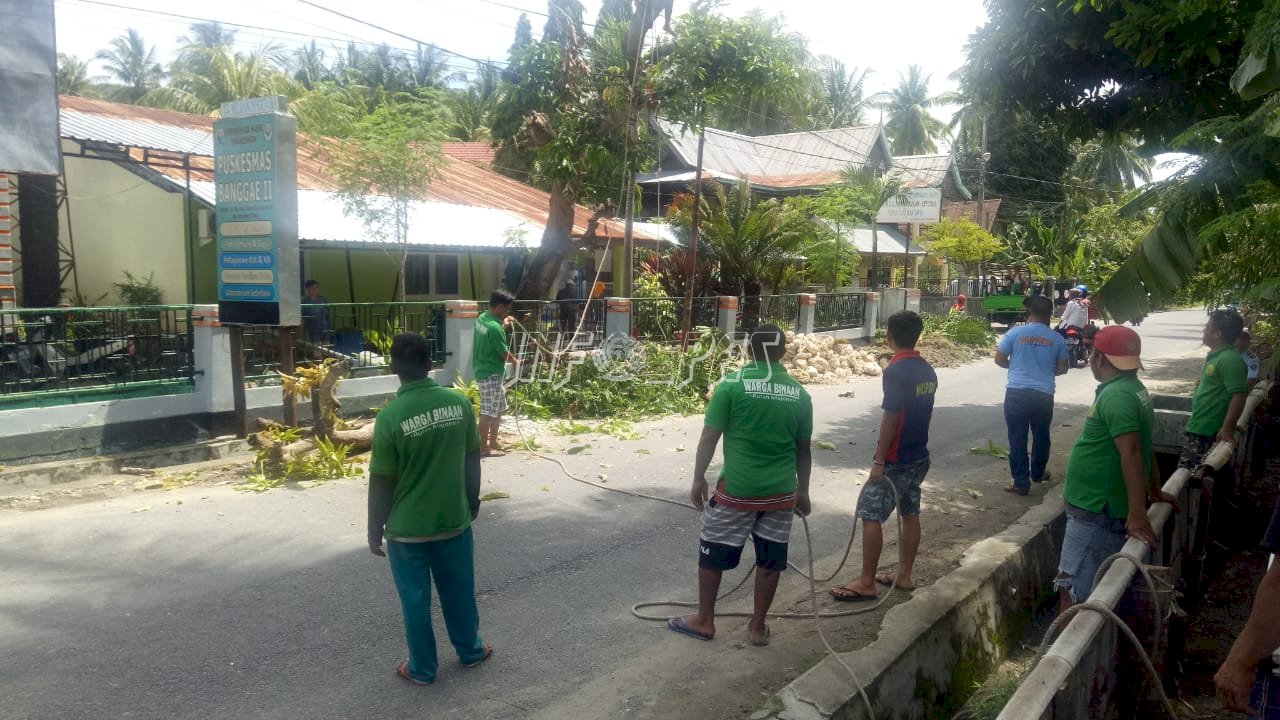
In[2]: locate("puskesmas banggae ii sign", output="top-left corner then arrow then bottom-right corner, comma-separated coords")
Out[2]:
213,98 -> 300,326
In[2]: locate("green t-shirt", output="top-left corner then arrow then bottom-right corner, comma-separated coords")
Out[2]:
1187,346 -> 1248,436
369,378 -> 482,538
472,310 -> 509,381
704,361 -> 813,498
1063,372 -> 1154,518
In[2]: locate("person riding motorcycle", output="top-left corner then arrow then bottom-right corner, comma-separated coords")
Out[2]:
1056,288 -> 1089,336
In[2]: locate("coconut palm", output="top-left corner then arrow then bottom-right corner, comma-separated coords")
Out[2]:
449,63 -> 503,141
95,29 -> 165,103
811,56 -> 874,128
880,65 -> 949,155
1072,130 -> 1153,195
292,41 -> 332,90
57,54 -> 96,97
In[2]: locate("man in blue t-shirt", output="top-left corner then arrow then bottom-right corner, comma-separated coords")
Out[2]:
831,311 -> 938,601
997,295 -> 1069,496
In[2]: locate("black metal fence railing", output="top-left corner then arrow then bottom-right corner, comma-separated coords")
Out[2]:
813,293 -> 867,332
0,305 -> 195,403
742,294 -> 802,333
243,302 -> 447,383
917,279 -> 947,295
631,296 -> 718,344
508,299 -> 607,354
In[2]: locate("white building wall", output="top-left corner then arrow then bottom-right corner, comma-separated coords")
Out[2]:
61,151 -> 189,305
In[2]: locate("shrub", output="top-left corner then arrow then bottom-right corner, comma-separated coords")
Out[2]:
923,310 -> 996,347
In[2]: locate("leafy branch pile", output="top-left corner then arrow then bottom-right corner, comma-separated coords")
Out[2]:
922,311 -> 997,348
510,332 -> 740,420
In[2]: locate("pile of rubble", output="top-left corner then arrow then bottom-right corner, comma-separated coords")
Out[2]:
782,332 -> 883,384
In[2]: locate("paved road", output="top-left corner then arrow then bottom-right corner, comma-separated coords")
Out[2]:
0,310 -> 1207,720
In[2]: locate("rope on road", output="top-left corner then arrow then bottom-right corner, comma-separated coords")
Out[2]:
510,414 -> 909,720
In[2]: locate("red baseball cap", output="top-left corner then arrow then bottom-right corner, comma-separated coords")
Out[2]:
1094,325 -> 1143,371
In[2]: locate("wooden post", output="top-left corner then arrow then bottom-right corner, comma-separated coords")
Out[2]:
229,325 -> 249,439
279,326 -> 297,427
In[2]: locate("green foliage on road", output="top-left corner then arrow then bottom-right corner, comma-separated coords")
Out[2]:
923,311 -> 996,348
511,332 -> 741,419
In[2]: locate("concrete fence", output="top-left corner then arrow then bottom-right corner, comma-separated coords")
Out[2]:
997,379 -> 1274,719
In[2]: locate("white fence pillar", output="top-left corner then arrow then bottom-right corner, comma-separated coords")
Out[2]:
906,288 -> 922,314
445,300 -> 479,383
863,292 -> 881,339
717,296 -> 738,336
798,293 -> 816,334
192,305 -> 235,413
605,297 -> 631,340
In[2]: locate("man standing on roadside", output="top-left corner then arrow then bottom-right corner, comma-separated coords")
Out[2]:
1180,309 -> 1249,471
1056,325 -> 1162,608
1215,495 -> 1280,718
997,295 -> 1069,496
831,311 -> 937,601
473,290 -> 519,457
1237,330 -> 1261,390
301,280 -> 330,344
555,280 -> 578,343
669,325 -> 813,647
368,332 -> 491,686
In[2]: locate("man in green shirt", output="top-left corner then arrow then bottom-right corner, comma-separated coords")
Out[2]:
1057,325 -> 1164,608
1180,309 -> 1249,471
368,332 -> 491,685
472,289 -> 519,457
669,325 -> 813,647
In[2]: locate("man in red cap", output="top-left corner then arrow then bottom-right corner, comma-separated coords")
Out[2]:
1055,325 -> 1167,609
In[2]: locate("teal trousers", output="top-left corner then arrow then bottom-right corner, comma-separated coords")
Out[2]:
387,529 -> 486,682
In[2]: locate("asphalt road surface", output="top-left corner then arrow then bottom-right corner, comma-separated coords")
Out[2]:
0,310 -> 1208,720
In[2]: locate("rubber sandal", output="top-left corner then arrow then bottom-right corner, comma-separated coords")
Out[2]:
829,587 -> 878,602
397,661 -> 433,686
749,625 -> 771,647
667,616 -> 713,641
462,644 -> 493,668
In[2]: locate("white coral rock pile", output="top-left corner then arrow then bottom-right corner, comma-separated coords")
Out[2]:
781,332 -> 882,384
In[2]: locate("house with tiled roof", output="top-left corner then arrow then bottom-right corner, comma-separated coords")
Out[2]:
40,97 -> 653,306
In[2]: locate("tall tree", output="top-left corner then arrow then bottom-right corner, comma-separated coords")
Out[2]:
292,41 -> 331,90
142,45 -> 292,115
1067,130 -> 1152,203
881,64 -> 948,155
56,54 -> 96,97
449,63 -> 503,141
810,57 -> 873,129
95,29 -> 165,103
179,21 -> 237,49
544,0 -> 586,45
596,0 -> 634,30
510,14 -> 534,56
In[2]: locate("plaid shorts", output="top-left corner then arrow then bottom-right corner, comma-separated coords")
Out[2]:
698,499 -> 792,571
857,457 -> 931,523
1179,432 -> 1217,471
478,375 -> 507,417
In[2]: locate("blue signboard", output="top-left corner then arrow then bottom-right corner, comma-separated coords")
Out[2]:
213,106 -> 299,326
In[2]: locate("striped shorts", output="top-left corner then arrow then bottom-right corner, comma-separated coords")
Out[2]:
698,499 -> 792,571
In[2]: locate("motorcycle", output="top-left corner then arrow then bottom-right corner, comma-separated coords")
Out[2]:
1,314 -> 135,387
1063,323 -> 1097,368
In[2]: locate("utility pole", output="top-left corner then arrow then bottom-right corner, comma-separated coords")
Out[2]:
680,131 -> 706,350
977,115 -> 989,297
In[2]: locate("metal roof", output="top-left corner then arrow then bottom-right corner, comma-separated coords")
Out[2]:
828,223 -> 925,256
889,154 -> 972,199
167,179 -> 539,249
57,96 -> 654,242
651,118 -> 891,185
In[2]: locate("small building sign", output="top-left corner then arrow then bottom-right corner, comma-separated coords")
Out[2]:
877,188 -> 943,225
213,103 -> 299,326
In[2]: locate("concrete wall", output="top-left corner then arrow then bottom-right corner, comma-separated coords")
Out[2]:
62,151 -> 191,305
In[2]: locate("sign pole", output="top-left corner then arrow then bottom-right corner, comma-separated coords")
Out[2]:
229,326 -> 249,438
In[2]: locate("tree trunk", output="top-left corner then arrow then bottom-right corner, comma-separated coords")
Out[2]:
17,174 -> 60,307
516,184 -> 577,300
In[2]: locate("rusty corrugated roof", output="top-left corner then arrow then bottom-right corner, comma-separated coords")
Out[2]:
441,142 -> 497,164
57,96 -> 647,242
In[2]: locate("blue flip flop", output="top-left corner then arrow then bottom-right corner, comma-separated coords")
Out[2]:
667,616 -> 713,641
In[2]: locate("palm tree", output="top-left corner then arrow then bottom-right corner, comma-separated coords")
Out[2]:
1072,130 -> 1153,195
57,54 -> 96,97
174,21 -> 239,79
141,45 -> 300,116
811,56 -> 874,128
881,65 -> 949,155
292,41 -> 332,90
840,167 -> 906,286
95,29 -> 165,103
448,63 -> 503,141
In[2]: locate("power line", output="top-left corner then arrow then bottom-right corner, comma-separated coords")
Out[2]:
62,0 -> 492,75
295,0 -> 504,68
